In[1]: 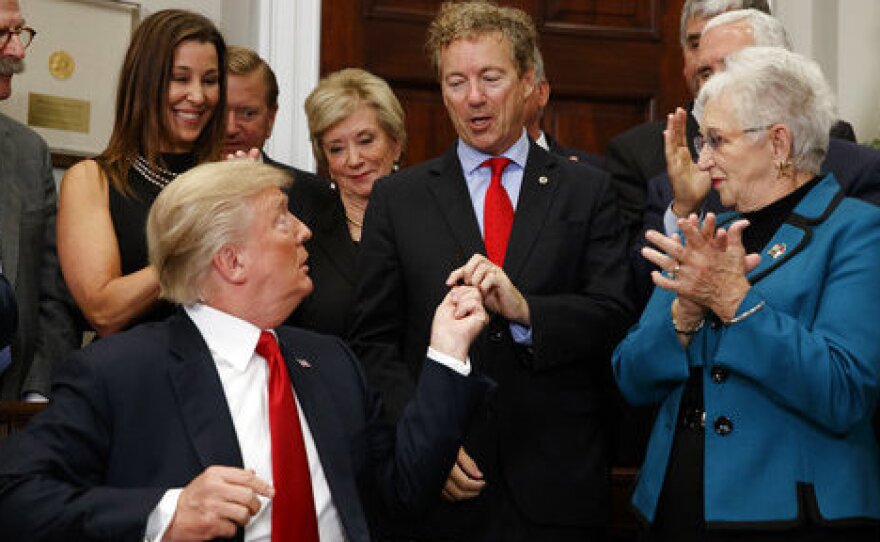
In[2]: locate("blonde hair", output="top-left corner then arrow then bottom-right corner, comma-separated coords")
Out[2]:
147,160 -> 291,303
425,1 -> 537,79
304,68 -> 406,170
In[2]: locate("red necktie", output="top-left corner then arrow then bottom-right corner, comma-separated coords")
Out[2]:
256,331 -> 319,542
482,157 -> 513,266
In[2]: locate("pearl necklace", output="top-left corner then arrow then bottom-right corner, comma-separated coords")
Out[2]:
132,154 -> 179,190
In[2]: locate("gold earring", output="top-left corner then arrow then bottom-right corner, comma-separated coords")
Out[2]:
775,158 -> 792,179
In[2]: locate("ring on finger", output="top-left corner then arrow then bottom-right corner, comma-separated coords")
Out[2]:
670,263 -> 681,280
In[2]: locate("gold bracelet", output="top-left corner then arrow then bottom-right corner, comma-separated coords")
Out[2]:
673,317 -> 704,335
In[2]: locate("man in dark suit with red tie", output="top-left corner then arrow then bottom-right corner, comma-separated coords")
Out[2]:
0,160 -> 493,541
349,2 -> 634,540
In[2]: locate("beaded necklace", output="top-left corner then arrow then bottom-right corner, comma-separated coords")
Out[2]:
132,154 -> 179,190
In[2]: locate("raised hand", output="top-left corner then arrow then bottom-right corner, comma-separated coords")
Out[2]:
429,285 -> 490,362
664,107 -> 710,218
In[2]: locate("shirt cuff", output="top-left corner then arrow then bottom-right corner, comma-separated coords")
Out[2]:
427,346 -> 471,376
144,488 -> 182,542
663,204 -> 680,235
509,322 -> 533,345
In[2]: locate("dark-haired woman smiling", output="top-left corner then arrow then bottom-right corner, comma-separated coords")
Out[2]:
58,10 -> 226,336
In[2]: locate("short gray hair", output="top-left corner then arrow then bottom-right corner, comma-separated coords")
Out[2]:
680,0 -> 771,47
702,8 -> 791,49
695,47 -> 836,173
532,46 -> 546,84
147,160 -> 292,304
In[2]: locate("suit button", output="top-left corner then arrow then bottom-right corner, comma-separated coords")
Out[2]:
710,366 -> 727,384
714,416 -> 733,436
489,330 -> 503,342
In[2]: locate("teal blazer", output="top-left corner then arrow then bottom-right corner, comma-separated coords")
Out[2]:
613,174 -> 880,526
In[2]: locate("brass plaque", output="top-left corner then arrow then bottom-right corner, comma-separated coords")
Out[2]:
27,93 -> 90,133
48,50 -> 75,80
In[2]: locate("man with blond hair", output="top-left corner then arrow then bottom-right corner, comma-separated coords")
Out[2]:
0,160 -> 493,542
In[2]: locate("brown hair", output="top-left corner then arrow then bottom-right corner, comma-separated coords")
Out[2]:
96,9 -> 227,195
304,68 -> 406,171
425,1 -> 537,80
227,45 -> 279,110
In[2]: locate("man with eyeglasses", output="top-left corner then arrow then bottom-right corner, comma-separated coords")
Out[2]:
0,0 -> 80,401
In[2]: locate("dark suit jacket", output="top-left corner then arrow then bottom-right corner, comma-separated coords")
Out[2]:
0,309 -> 491,541
0,113 -> 79,398
0,274 -> 16,349
350,142 -> 635,531
544,132 -> 605,170
264,155 -> 358,338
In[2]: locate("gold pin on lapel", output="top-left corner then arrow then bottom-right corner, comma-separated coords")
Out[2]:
767,243 -> 787,259
538,175 -> 549,185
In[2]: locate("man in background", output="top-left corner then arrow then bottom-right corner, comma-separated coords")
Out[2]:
0,0 -> 79,401
604,0 -> 772,244
523,47 -> 604,168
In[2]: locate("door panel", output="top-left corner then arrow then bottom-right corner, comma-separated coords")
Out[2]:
322,0 -> 687,167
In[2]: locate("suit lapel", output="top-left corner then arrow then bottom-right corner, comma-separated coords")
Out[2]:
168,311 -> 244,469
277,335 -> 369,541
426,147 -> 485,261
0,116 -> 22,286
504,144 -> 559,281
723,175 -> 844,285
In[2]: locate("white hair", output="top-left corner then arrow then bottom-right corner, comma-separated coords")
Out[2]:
702,9 -> 792,50
695,47 -> 836,173
679,0 -> 771,46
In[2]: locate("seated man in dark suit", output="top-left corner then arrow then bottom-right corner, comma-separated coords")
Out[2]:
523,47 -> 604,169
0,160 -> 493,542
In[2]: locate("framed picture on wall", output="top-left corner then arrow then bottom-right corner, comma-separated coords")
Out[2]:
0,0 -> 140,167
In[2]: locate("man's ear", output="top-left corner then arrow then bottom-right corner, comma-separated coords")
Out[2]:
265,105 -> 278,138
212,244 -> 247,285
522,65 -> 536,99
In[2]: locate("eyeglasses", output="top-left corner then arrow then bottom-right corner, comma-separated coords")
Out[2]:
694,124 -> 773,156
0,26 -> 36,50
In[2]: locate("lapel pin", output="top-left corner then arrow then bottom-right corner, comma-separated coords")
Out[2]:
297,357 -> 312,369
538,175 -> 549,185
767,243 -> 787,259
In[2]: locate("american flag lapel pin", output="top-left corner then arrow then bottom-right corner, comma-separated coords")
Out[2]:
296,357 -> 312,369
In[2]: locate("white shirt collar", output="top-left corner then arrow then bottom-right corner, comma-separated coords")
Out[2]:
457,128 -> 530,176
184,303 -> 264,372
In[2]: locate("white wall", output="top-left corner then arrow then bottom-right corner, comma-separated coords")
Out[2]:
775,0 -> 880,144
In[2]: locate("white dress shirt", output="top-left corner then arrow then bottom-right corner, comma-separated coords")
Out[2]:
145,303 -> 345,542
144,304 -> 470,541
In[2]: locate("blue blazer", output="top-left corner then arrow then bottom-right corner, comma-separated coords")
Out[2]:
614,175 -> 880,526
0,310 -> 492,541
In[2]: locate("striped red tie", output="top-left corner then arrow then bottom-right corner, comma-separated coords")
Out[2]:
482,157 -> 513,266
256,331 -> 319,542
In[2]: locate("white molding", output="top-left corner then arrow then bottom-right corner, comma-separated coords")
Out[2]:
257,0 -> 321,171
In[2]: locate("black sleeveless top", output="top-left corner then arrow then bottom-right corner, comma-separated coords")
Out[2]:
108,153 -> 196,328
